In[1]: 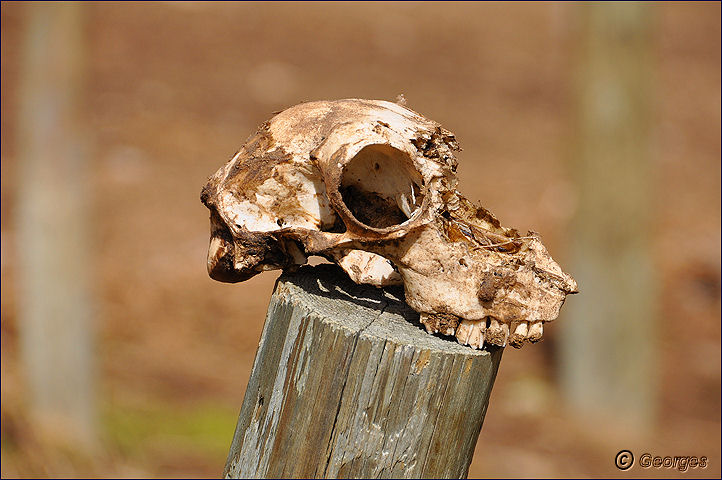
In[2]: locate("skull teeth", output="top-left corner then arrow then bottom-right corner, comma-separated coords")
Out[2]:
485,318 -> 510,347
455,318 -> 543,349
456,319 -> 486,349
527,320 -> 544,343
508,321 -> 529,348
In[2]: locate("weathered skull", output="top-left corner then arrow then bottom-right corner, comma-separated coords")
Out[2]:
201,99 -> 577,349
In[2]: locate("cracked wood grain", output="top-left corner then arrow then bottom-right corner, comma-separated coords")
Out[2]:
223,264 -> 503,479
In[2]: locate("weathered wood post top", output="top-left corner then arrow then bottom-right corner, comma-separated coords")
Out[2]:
224,265 -> 503,479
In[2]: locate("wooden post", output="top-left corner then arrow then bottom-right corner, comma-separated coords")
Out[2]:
559,2 -> 656,428
16,2 -> 95,442
224,265 -> 503,479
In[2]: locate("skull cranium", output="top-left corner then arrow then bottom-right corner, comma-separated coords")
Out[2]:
200,99 -> 577,349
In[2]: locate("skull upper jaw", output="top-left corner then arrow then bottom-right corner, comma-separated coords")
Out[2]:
205,209 -> 266,282
385,223 -> 576,323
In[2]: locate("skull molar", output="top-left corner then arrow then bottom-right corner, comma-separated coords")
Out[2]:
201,99 -> 577,349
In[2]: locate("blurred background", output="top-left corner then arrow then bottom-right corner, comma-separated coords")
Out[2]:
1,2 -> 719,478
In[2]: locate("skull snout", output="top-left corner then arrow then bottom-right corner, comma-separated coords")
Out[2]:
206,208 -> 298,283
207,210 -> 244,283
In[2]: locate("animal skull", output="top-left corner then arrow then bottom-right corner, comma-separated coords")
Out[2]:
201,99 -> 577,349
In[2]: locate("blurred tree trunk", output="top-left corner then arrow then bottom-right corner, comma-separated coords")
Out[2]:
559,2 -> 657,429
16,2 -> 96,443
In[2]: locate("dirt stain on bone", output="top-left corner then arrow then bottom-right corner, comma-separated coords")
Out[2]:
340,184 -> 407,228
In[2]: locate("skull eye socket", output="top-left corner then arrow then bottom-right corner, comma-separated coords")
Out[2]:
340,144 -> 424,229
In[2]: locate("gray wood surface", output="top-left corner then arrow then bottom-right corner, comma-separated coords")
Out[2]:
224,264 -> 503,479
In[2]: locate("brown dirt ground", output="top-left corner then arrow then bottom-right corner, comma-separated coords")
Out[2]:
1,2 -> 720,478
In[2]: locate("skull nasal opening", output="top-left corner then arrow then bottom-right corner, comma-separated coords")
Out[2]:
340,144 -> 424,229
